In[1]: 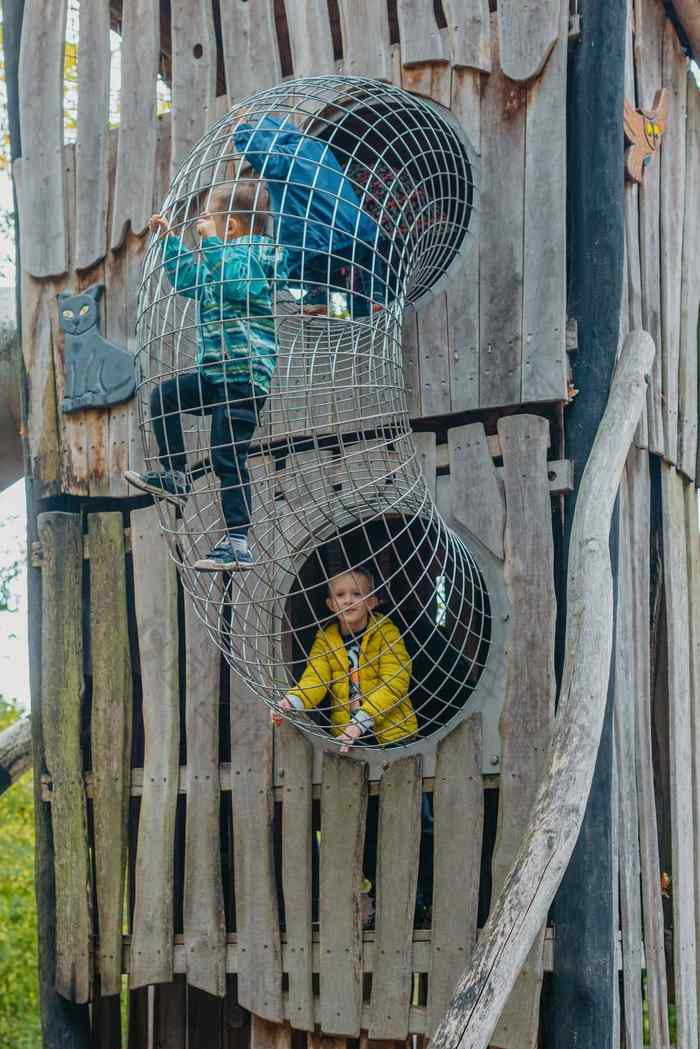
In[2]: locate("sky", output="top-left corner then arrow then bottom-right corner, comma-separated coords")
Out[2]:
0,478 -> 29,711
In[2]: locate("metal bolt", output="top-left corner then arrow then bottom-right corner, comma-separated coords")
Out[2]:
490,754 -> 500,767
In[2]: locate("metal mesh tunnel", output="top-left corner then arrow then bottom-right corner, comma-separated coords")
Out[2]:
135,75 -> 489,750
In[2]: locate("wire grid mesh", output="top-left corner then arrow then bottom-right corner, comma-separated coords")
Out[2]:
135,75 -> 489,750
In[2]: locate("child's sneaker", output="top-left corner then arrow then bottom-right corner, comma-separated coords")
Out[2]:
194,535 -> 255,572
124,469 -> 190,506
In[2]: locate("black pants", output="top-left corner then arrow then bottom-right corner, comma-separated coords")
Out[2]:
150,372 -> 262,536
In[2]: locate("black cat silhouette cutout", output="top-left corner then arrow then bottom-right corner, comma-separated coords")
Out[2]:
58,284 -> 136,413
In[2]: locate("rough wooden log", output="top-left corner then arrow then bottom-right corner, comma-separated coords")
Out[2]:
670,1 -> 700,59
0,714 -> 31,794
430,330 -> 654,1049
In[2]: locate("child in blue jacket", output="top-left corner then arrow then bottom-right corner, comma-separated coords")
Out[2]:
233,113 -> 388,317
125,181 -> 288,571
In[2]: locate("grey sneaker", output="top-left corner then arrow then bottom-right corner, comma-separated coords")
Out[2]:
124,469 -> 191,506
194,536 -> 255,572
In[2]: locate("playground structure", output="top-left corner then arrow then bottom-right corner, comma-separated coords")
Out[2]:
3,1 -> 700,1048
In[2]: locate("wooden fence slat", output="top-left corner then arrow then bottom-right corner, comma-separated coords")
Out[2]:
520,0 -> 567,404
626,447 -> 671,1048
319,752 -> 368,1037
414,431 -> 437,500
111,0 -> 160,249
183,591 -> 226,998
489,414 -> 555,1049
17,0 -> 68,277
278,722 -> 315,1032
38,512 -> 92,1003
442,0 -> 490,71
448,423 -> 505,559
613,472 -> 644,1049
75,0 -> 110,271
419,294 -> 450,416
129,505 -> 180,988
337,0 -> 393,80
497,0 -> 559,82
679,77 -> 699,481
427,715 -> 483,1037
479,19 -> 526,409
661,464 -> 698,1048
171,0 -> 217,176
659,22 -> 687,465
397,0 -> 447,65
402,309 -> 421,419
368,756 -> 422,1040
188,985 -> 224,1048
250,1015 -> 292,1049
685,481 -> 700,1015
89,513 -> 132,998
220,0 -> 281,103
230,671 -> 283,1021
154,976 -> 187,1049
286,1 -> 336,76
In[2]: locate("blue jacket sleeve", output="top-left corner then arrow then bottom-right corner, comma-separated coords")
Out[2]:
200,237 -> 268,305
162,236 -> 202,299
233,116 -> 302,180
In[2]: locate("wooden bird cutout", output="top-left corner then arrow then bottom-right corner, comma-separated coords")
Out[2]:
624,88 -> 669,183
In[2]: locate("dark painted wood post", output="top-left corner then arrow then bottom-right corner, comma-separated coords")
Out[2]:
549,0 -> 627,1045
3,3 -> 91,1045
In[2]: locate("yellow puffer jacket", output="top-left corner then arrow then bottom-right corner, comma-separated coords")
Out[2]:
288,614 -> 418,744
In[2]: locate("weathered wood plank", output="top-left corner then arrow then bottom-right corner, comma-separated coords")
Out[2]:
489,414 -> 555,1049
75,0 -> 110,272
319,752 -> 368,1037
626,446 -> 671,1049
427,716 -> 483,1037
89,513 -> 132,997
277,722 -> 315,1032
498,0 -> 559,82
661,464 -> 698,1049
230,671 -> 283,1021
397,0 -> 447,65
184,591 -> 226,998
685,480 -> 700,1017
286,0 -> 335,76
337,0 -> 393,80
153,976 -> 187,1049
625,0 -> 647,447
129,505 -> 180,988
368,756 -> 422,1040
17,0 -> 68,277
419,295 -> 450,416
188,985 -> 223,1048
402,309 -> 421,419
659,22 -> 687,464
171,0 -> 217,176
479,20 -> 526,409
414,431 -> 437,501
111,0 -> 160,249
250,1015 -> 292,1049
39,512 -> 92,1003
678,77 -> 699,480
442,0 -> 490,71
447,423 -> 505,559
220,0 -> 281,103
521,0 -> 567,403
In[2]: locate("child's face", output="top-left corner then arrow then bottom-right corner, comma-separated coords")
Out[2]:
327,572 -> 378,634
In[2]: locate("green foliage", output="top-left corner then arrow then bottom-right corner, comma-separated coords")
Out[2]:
0,696 -> 40,1049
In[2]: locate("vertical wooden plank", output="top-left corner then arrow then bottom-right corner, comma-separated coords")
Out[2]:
277,722 -> 314,1032
659,22 -> 687,464
442,0 -> 490,71
171,0 -> 217,176
92,991 -> 123,1049
17,0 -> 68,277
418,295 -> 450,416
479,19 -> 526,409
678,78 -> 699,480
188,985 -> 224,1049
490,414 -> 555,1049
337,0 -> 393,80
447,423 -> 505,559
16,268 -> 61,493
153,976 -> 187,1049
368,756 -> 422,1040
427,715 -> 483,1037
75,0 -> 110,272
319,752 -> 368,1037
219,0 -> 281,102
111,0 -> 160,249
89,513 -> 132,998
497,0 -> 559,82
402,309 -> 421,419
38,511 -> 92,1003
661,463 -> 698,1049
250,1015 -> 292,1049
520,0 -> 567,403
413,431 -> 437,500
397,0 -> 447,65
129,505 -> 180,988
685,481 -> 700,1016
230,672 -> 283,1021
184,590 -> 226,998
286,1 -> 335,76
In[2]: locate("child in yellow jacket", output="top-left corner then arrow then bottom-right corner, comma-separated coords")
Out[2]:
273,566 -> 417,750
